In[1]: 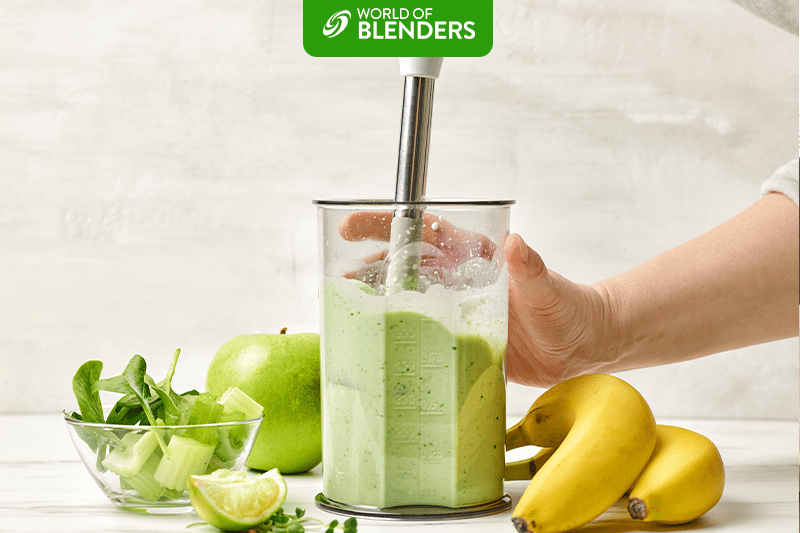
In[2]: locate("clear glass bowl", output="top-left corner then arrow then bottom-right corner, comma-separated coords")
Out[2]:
64,413 -> 263,513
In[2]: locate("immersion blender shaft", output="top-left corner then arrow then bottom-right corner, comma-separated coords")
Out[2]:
395,76 -> 435,208
386,75 -> 436,293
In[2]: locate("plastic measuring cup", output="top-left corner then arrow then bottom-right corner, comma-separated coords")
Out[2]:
313,199 -> 514,519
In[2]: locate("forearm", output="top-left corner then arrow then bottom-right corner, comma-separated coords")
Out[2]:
594,192 -> 799,373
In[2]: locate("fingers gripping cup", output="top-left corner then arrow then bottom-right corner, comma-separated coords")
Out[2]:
313,199 -> 514,519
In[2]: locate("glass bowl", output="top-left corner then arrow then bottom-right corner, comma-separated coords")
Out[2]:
64,413 -> 263,513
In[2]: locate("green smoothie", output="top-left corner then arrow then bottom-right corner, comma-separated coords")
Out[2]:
321,277 -> 506,509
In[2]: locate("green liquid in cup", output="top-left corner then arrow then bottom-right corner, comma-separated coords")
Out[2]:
322,277 -> 506,508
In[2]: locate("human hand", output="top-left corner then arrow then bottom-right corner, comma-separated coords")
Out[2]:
338,213 -> 613,388
503,234 -> 614,388
338,211 -> 497,281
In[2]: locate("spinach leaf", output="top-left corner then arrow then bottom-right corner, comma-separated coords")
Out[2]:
117,354 -> 170,453
146,349 -> 183,424
97,356 -> 163,428
145,348 -> 194,426
121,354 -> 158,426
70,349 -> 194,456
158,348 -> 181,391
147,376 -> 180,425
64,408 -> 127,455
104,383 -> 164,424
94,374 -> 133,395
106,403 -> 151,426
96,364 -> 162,425
72,360 -> 104,424
80,350 -> 191,426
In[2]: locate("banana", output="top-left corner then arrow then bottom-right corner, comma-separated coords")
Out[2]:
504,447 -> 556,481
508,374 -> 657,533
627,424 -> 724,524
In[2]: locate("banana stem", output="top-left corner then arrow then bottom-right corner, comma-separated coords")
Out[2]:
628,497 -> 647,520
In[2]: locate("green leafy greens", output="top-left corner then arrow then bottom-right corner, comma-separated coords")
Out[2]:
66,349 -> 200,461
68,349 -> 199,428
253,508 -> 357,533
67,349 -> 264,504
72,360 -> 105,424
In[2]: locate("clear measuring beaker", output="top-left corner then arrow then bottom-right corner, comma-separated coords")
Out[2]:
313,199 -> 514,519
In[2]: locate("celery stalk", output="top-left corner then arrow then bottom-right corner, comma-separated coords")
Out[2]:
187,393 -> 222,424
160,487 -> 185,500
205,453 -> 235,473
214,409 -> 248,463
101,431 -> 159,478
219,386 -> 264,420
153,435 -> 216,491
184,393 -> 223,444
121,450 -> 164,501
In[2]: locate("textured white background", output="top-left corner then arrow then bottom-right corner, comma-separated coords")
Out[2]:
0,0 -> 797,419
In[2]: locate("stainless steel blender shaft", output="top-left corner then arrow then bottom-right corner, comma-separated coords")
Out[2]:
395,75 -> 435,214
386,58 -> 442,294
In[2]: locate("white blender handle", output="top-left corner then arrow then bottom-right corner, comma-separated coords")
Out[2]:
399,57 -> 443,79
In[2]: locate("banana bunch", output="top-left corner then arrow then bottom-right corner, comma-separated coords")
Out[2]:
506,374 -> 657,533
506,374 -> 725,532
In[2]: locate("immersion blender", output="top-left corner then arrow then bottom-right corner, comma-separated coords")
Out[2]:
385,57 -> 444,295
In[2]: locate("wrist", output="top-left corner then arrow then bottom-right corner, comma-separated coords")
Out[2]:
588,278 -> 632,375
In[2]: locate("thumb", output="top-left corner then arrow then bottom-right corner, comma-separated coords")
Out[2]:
504,233 -> 556,300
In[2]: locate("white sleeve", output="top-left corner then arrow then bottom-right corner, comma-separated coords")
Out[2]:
760,159 -> 799,207
725,1 -> 798,35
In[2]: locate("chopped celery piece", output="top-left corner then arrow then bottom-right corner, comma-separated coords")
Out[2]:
101,431 -> 159,477
218,386 -> 264,420
184,393 -> 224,444
184,393 -> 198,408
153,435 -> 216,491
96,442 -> 109,474
187,392 -> 223,425
206,453 -> 235,473
161,487 -> 184,500
121,450 -> 164,501
219,409 -> 245,423
214,410 -> 248,462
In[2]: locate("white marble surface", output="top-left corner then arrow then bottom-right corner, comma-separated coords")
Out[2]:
1,414 -> 797,533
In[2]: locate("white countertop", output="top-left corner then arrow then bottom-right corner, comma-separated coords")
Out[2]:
2,414 -> 797,533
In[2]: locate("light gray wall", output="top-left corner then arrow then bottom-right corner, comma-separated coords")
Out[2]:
1,0 -> 797,419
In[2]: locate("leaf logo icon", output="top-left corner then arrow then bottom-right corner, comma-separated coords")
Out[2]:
323,10 -> 351,38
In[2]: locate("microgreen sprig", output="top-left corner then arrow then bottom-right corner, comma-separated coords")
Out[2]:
249,507 -> 357,533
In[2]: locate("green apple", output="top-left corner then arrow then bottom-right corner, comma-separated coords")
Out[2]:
206,329 -> 321,474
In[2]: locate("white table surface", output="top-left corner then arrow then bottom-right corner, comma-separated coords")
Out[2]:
1,414 -> 797,533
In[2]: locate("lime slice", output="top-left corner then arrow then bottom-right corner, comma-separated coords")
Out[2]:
188,468 -> 287,531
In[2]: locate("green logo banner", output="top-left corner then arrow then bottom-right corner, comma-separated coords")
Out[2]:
303,1 -> 492,57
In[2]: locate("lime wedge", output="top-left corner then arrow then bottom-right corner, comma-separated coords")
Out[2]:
188,468 -> 287,531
